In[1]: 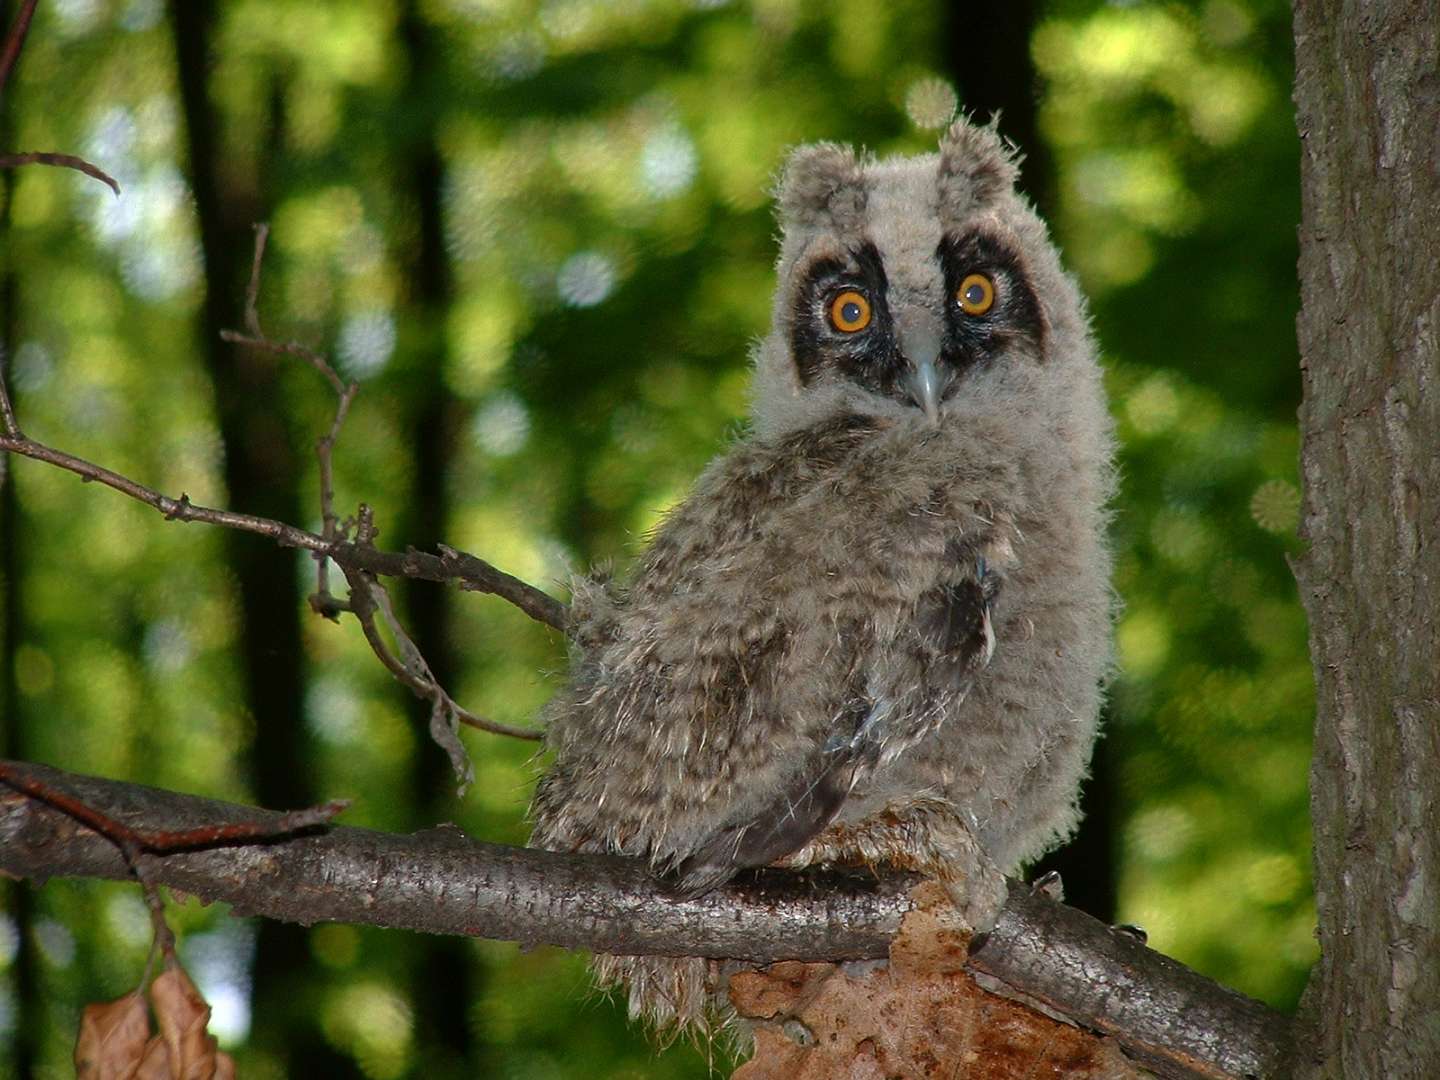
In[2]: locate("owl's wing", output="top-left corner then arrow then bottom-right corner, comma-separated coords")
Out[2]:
670,743 -> 860,899
914,553 -> 1003,691
669,552 -> 1005,899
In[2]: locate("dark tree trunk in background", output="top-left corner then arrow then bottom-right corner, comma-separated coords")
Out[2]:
0,30 -> 40,1068
943,0 -> 1054,220
944,2 -> 1115,925
393,6 -> 481,1075
169,5 -> 349,1074
1291,2 -> 1440,1075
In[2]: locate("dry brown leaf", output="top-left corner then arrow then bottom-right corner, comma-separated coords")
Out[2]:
75,991 -> 149,1080
731,883 -> 1146,1080
135,964 -> 227,1080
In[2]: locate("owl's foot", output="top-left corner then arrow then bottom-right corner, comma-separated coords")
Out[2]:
788,795 -> 1008,933
1029,868 -> 1064,902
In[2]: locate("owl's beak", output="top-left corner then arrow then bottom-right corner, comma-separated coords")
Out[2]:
904,356 -> 943,426
897,311 -> 945,425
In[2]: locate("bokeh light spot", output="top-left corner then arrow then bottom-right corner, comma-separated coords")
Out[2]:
904,76 -> 958,130
639,126 -> 698,197
472,392 -> 531,456
1118,608 -> 1171,678
1250,479 -> 1300,533
337,310 -> 397,377
556,251 -> 617,307
1125,374 -> 1180,435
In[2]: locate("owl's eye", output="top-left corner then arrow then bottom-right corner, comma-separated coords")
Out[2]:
829,290 -> 872,333
957,273 -> 996,316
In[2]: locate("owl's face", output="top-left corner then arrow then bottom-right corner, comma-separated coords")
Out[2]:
751,120 -> 1083,440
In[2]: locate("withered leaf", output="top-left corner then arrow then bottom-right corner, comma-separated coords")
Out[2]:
75,991 -> 149,1080
136,965 -> 229,1080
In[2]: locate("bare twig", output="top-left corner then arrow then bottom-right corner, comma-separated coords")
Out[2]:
0,380 -> 567,634
0,353 -> 18,436
0,0 -> 38,100
348,563 -> 539,756
0,760 -> 348,853
0,151 -> 120,194
13,405 -> 569,632
222,222 -> 357,611
211,225 -> 544,752
0,756 -> 347,980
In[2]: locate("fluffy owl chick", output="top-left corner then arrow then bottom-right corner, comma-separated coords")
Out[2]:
530,117 -> 1114,1032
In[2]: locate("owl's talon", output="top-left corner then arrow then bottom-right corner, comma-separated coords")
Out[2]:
940,863 -> 1008,935
1109,923 -> 1148,945
1029,869 -> 1064,902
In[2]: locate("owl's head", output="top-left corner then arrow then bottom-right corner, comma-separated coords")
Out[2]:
750,118 -> 1091,440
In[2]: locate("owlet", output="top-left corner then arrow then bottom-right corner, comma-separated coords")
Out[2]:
530,116 -> 1115,1032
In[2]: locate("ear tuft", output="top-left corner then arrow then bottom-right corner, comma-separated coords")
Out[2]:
937,116 -> 1022,221
775,142 -> 867,232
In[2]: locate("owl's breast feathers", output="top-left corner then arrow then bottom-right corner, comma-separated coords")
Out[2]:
532,411 -> 1027,893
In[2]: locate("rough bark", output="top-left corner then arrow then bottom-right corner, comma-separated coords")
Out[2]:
1291,2 -> 1440,1076
1,759 -> 1291,1080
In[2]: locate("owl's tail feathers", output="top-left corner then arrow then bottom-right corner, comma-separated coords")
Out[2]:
668,754 -> 859,899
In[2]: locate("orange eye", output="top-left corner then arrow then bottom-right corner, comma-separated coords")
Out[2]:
829,290 -> 872,333
957,273 -> 996,315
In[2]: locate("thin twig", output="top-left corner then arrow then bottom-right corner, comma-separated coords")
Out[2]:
0,0 -> 39,101
3,294 -> 564,637
241,222 -> 269,340
215,226 -> 544,753
0,354 -> 19,436
0,151 -> 120,194
341,560 -> 541,745
224,223 -> 358,610
0,426 -> 567,629
0,761 -> 348,854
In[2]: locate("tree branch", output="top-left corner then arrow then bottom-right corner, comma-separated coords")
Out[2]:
0,759 -> 1291,1080
0,151 -> 120,193
0,283 -> 566,642
0,0 -> 38,100
0,423 -> 564,626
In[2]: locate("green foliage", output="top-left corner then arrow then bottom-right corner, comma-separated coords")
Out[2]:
1035,0 -> 1312,1006
0,0 -> 1310,1075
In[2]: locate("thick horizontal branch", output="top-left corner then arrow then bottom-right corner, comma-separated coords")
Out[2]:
0,760 -> 1290,1079
969,882 -> 1292,1080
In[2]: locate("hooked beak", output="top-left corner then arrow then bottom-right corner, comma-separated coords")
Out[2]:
896,308 -> 947,426
905,355 -> 943,426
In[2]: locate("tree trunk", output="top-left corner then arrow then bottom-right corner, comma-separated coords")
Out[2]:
168,5 -> 347,1073
1291,3 -> 1440,1075
0,14 -> 41,1065
394,5 -> 482,1075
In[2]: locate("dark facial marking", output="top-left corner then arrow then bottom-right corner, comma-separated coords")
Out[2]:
790,242 -> 910,400
938,231 -> 1047,366
789,232 -> 1046,411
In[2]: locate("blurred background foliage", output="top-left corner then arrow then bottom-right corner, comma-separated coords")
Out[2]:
0,0 -> 1308,1076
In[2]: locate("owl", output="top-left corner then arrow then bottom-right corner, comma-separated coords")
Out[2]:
530,117 -> 1115,1032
